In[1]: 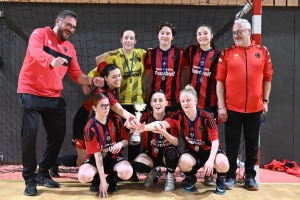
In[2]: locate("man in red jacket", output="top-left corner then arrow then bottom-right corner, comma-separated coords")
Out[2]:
216,18 -> 273,191
17,10 -> 103,196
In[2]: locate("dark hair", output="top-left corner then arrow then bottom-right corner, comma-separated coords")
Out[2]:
100,64 -> 120,100
157,21 -> 176,36
196,24 -> 216,49
120,29 -> 137,40
100,64 -> 119,79
57,10 -> 78,21
151,90 -> 167,101
88,93 -> 108,119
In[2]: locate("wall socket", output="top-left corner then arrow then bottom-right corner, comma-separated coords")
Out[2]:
0,152 -> 3,161
0,11 -> 4,18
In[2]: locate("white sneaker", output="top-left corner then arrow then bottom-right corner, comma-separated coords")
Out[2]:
164,172 -> 175,191
144,168 -> 158,187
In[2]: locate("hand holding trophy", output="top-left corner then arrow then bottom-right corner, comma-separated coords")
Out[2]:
131,102 -> 147,142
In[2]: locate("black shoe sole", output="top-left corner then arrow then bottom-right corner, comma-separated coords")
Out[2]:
37,182 -> 60,188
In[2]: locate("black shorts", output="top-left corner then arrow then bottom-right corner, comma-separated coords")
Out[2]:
83,153 -> 126,174
143,146 -> 179,168
72,105 -> 89,149
183,148 -> 225,171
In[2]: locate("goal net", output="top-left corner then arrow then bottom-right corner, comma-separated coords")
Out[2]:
0,0 -> 252,178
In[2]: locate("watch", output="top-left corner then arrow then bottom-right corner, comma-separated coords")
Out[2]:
263,99 -> 269,103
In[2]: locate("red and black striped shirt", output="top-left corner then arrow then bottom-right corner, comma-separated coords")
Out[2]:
140,111 -> 179,158
185,45 -> 221,110
84,114 -> 127,159
145,45 -> 188,108
165,109 -> 218,152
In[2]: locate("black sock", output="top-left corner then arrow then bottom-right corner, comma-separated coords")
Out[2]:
217,172 -> 226,180
56,155 -> 78,167
163,147 -> 179,173
131,161 -> 152,173
183,169 -> 195,178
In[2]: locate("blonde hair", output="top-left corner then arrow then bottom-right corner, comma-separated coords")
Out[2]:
180,85 -> 198,100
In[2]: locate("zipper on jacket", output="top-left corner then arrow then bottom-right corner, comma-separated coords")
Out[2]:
244,48 -> 248,113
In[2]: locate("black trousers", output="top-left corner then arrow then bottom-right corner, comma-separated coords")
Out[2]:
18,93 -> 66,183
225,109 -> 263,179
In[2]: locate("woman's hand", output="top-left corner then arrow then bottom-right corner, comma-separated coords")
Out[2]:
203,159 -> 214,176
99,181 -> 108,198
111,142 -> 123,154
82,85 -> 90,94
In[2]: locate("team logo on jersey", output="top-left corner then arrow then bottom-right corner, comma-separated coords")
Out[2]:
199,126 -> 204,132
255,53 -> 260,58
233,53 -> 239,59
137,57 -> 141,62
106,135 -> 111,142
172,55 -> 177,61
63,47 -> 67,53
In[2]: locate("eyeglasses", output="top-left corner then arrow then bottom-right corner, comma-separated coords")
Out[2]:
100,103 -> 110,110
232,29 -> 247,36
59,19 -> 76,30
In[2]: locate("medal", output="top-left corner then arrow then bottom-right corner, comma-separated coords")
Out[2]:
195,145 -> 199,152
161,76 -> 165,81
154,148 -> 159,153
199,77 -> 203,83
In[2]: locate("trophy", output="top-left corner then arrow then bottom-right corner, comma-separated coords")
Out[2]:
131,102 -> 147,142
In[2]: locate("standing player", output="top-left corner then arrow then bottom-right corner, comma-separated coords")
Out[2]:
185,25 -> 222,186
78,93 -> 133,198
131,91 -> 179,191
144,21 -> 189,113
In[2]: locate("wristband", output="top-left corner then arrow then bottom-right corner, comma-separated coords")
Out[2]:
91,78 -> 95,86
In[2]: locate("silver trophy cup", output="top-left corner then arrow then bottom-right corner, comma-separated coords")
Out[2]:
131,102 -> 147,142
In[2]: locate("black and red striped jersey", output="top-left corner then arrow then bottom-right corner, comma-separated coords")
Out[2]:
165,108 -> 218,152
145,45 -> 189,108
84,114 -> 127,159
185,45 -> 221,110
140,111 -> 179,158
83,86 -> 119,111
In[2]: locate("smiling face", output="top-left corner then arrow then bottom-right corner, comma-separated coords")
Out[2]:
180,92 -> 197,113
158,26 -> 174,47
197,26 -> 213,48
120,30 -> 137,52
232,22 -> 251,47
56,16 -> 77,41
150,92 -> 168,115
93,98 -> 110,117
105,68 -> 122,89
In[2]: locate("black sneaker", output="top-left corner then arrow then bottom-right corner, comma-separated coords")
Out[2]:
244,178 -> 259,191
90,175 -> 100,192
36,175 -> 60,188
215,177 -> 226,195
106,174 -> 118,192
49,165 -> 60,178
184,175 -> 197,192
24,181 -> 37,196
